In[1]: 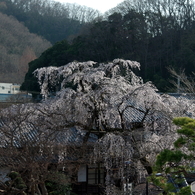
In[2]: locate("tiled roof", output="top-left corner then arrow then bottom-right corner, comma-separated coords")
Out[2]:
0,123 -> 98,148
0,123 -> 98,166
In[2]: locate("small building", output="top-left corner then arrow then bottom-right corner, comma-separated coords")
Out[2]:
0,83 -> 20,95
0,83 -> 32,103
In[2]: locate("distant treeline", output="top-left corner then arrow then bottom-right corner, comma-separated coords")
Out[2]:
0,0 -> 101,44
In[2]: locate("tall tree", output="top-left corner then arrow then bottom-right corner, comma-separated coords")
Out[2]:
32,59 -> 195,194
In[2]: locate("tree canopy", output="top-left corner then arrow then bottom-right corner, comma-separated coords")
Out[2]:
32,59 -> 195,193
2,59 -> 195,194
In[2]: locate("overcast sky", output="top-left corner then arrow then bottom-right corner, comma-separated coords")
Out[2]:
53,0 -> 124,13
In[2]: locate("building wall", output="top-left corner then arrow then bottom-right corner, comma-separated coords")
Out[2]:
0,83 -> 20,95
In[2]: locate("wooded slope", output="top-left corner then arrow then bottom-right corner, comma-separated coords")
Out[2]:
0,12 -> 51,83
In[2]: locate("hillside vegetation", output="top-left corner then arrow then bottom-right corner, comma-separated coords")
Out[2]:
0,12 -> 51,84
0,0 -> 100,85
1,0 -> 195,93
22,0 -> 195,93
0,0 -> 101,44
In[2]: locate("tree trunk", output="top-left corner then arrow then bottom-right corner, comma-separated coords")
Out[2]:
39,182 -> 48,195
140,157 -> 153,175
35,184 -> 41,195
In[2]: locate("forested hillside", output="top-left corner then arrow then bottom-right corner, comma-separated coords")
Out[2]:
21,0 -> 195,93
0,0 -> 101,44
0,0 -> 100,84
1,0 -> 195,92
0,12 -> 51,83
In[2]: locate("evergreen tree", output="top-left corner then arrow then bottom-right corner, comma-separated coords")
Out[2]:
150,117 -> 195,194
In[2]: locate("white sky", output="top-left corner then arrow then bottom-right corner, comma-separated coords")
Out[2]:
54,0 -> 124,13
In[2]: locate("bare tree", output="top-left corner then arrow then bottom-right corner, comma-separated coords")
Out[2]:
168,67 -> 195,94
65,3 -> 101,23
0,103 -> 73,195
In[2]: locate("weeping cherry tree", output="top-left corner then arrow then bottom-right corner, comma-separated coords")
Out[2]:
32,59 -> 195,194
